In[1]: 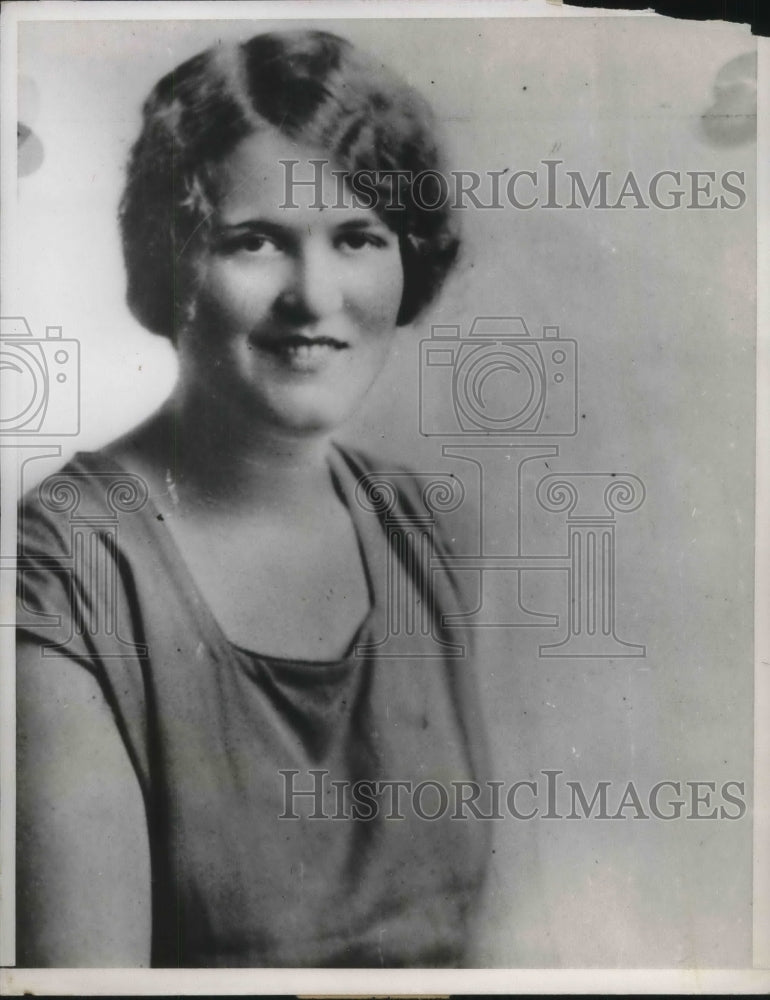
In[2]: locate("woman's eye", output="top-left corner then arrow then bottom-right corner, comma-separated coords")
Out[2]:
240,235 -> 280,254
221,233 -> 281,256
337,231 -> 388,252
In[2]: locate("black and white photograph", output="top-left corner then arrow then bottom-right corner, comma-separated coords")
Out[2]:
1,0 -> 767,992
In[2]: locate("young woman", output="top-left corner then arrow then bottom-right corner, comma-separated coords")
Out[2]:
16,30 -> 490,967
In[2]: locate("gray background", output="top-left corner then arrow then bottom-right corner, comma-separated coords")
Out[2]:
14,15 -> 756,966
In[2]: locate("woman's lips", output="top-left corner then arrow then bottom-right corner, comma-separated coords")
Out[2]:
251,333 -> 350,373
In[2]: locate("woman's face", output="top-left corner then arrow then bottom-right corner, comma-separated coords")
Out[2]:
178,129 -> 404,436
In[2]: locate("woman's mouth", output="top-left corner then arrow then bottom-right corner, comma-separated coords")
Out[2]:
252,333 -> 350,372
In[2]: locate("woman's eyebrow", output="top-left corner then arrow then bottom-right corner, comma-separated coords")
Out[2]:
212,216 -> 389,240
212,219 -> 288,238
333,217 -> 389,232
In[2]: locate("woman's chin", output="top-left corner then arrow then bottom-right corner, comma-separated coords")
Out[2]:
258,393 -> 361,438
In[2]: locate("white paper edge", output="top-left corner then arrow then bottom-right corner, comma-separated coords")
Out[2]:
0,1 -> 766,995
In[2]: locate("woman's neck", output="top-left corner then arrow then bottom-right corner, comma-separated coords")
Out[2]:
114,393 -> 339,517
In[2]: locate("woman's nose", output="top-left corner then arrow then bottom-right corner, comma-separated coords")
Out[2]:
276,243 -> 343,323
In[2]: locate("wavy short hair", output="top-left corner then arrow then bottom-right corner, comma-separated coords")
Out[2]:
119,30 -> 460,341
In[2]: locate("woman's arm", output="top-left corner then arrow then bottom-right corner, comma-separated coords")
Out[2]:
16,639 -> 152,966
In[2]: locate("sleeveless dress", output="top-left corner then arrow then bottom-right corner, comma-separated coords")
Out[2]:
16,444 -> 491,967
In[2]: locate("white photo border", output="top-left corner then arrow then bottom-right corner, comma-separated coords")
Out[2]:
1,0 -> 767,994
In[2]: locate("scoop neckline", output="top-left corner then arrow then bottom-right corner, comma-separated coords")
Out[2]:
228,637 -> 363,676
69,444 -> 383,668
